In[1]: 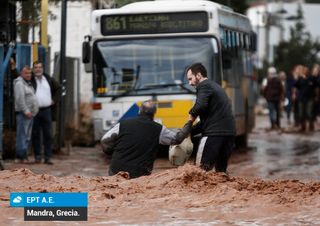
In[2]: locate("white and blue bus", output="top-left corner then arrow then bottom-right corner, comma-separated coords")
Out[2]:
83,0 -> 256,147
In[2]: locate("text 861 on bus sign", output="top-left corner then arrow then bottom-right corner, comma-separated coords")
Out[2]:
101,12 -> 208,35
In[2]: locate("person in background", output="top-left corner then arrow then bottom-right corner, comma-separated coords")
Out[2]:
291,65 -> 303,129
262,67 -> 284,130
310,64 -> 320,125
294,65 -> 317,132
101,100 -> 193,179
14,66 -> 39,163
31,61 -> 61,165
278,71 -> 287,121
9,57 -> 19,79
283,68 -> 296,125
186,63 -> 235,173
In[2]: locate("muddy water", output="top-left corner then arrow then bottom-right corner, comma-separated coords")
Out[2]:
1,115 -> 320,225
228,115 -> 320,181
3,115 -> 319,181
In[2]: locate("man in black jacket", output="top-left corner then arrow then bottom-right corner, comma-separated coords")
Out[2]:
186,63 -> 235,173
31,61 -> 61,165
101,100 -> 193,178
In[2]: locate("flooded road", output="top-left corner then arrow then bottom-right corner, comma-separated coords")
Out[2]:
3,115 -> 320,181
1,115 -> 320,225
228,115 -> 320,182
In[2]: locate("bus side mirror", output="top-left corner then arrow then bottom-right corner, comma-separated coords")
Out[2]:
82,41 -> 91,63
82,35 -> 91,64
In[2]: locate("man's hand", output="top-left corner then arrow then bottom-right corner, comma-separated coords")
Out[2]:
189,114 -> 196,122
10,57 -> 16,70
25,112 -> 33,119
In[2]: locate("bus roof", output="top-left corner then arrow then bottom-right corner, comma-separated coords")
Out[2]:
122,0 -> 233,12
93,0 -> 235,16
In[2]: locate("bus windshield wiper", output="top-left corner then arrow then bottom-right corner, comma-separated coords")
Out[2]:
111,82 -> 194,101
143,83 -> 195,94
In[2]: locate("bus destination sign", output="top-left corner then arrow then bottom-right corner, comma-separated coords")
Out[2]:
101,12 -> 208,35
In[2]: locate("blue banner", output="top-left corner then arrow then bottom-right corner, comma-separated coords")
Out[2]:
10,192 -> 88,208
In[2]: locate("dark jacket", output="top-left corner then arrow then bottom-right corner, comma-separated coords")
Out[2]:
31,74 -> 61,120
189,79 -> 235,136
101,115 -> 192,178
294,76 -> 317,101
264,77 -> 283,102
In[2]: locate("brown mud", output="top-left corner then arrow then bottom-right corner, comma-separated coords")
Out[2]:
0,164 -> 319,225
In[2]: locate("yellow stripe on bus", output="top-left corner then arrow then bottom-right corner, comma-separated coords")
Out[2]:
137,100 -> 194,128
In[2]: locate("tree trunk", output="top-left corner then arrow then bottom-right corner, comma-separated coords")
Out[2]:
20,1 -> 30,43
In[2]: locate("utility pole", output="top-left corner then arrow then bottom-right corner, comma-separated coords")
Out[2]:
278,1 -> 285,42
264,9 -> 270,65
58,0 -> 67,150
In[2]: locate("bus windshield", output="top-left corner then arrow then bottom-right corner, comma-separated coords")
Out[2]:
92,37 -> 219,96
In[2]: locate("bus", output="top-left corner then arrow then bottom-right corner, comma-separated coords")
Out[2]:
82,0 -> 256,148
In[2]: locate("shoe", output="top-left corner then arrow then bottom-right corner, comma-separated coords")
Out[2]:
14,159 -> 23,164
34,159 -> 41,164
14,159 -> 30,164
22,159 -> 32,164
44,160 -> 54,165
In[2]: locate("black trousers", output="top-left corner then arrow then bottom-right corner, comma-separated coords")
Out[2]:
195,135 -> 234,173
32,107 -> 52,161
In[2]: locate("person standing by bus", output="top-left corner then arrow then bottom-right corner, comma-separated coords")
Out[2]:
186,63 -> 235,173
31,61 -> 61,165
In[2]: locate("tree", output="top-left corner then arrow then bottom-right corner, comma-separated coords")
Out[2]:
17,0 -> 106,43
274,4 -> 320,73
18,1 -> 40,43
17,0 -> 61,43
114,0 -> 144,7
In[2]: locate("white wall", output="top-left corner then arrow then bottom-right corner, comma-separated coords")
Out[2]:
48,1 -> 92,103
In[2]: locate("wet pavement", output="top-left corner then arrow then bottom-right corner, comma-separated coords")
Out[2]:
229,115 -> 320,182
3,115 -> 320,182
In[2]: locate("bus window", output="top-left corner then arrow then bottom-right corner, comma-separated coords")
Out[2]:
92,37 -> 220,96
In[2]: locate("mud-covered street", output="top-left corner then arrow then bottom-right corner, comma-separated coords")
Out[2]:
229,115 -> 320,182
3,115 -> 319,181
0,115 -> 320,225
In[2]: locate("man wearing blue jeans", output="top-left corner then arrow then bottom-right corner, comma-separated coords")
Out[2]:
14,66 -> 39,163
